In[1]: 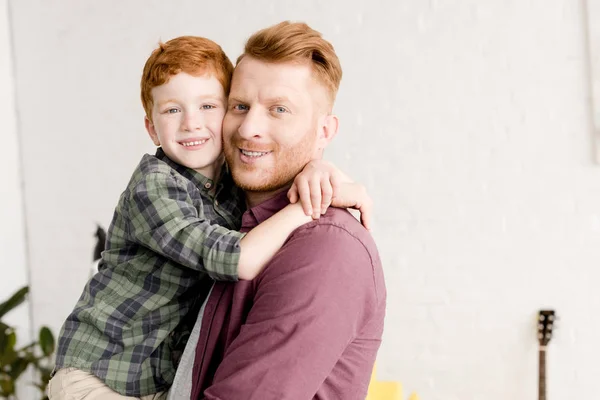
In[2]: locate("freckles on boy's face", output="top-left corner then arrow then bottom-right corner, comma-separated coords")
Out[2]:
146,72 -> 227,180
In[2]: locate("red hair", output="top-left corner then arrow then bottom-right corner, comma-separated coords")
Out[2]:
238,21 -> 342,106
141,36 -> 233,121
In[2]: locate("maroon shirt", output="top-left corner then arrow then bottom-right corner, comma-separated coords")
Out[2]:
191,191 -> 386,399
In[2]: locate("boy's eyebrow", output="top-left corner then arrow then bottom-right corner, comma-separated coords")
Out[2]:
156,99 -> 179,107
197,94 -> 225,101
156,95 -> 224,108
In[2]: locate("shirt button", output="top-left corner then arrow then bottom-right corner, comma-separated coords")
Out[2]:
204,182 -> 212,189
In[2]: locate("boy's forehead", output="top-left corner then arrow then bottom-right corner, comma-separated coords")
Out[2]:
152,72 -> 226,101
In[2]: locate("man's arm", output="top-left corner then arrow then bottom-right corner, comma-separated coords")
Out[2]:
202,222 -> 383,400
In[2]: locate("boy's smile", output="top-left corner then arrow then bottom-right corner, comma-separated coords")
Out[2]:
145,72 -> 226,180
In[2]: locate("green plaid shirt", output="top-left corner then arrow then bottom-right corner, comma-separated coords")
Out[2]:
54,148 -> 245,396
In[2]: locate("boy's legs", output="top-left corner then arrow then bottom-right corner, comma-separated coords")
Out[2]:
48,368 -> 166,400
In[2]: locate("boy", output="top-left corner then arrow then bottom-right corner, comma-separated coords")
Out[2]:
49,36 -> 370,399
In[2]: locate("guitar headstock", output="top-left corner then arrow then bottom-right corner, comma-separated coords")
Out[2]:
537,309 -> 556,347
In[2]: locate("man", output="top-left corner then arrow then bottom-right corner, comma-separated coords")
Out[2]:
169,21 -> 386,400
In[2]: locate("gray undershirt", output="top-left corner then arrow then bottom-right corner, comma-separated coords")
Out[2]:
167,285 -> 213,400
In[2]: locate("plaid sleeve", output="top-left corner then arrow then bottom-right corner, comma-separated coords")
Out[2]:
127,172 -> 243,281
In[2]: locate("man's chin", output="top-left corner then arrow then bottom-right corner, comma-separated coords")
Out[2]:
232,171 -> 290,193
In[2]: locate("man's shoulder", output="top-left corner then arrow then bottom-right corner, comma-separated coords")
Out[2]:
275,207 -> 384,295
261,206 -> 386,311
293,208 -> 380,262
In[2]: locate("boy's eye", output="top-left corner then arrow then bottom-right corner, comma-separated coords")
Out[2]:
201,105 -> 216,110
166,108 -> 180,114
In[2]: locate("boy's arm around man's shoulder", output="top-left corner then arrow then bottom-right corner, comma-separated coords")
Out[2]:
202,215 -> 387,400
125,170 -> 244,280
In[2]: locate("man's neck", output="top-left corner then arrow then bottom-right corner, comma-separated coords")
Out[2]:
245,185 -> 290,208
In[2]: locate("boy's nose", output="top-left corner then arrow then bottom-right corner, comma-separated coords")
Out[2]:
182,111 -> 204,132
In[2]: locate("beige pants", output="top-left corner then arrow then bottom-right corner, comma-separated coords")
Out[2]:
48,368 -> 167,400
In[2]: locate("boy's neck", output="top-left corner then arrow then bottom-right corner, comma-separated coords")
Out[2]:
194,155 -> 224,182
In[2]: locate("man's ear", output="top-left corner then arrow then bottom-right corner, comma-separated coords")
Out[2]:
145,116 -> 161,146
316,114 -> 339,150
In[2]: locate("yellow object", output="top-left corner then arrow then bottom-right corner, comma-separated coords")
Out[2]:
366,363 -> 419,400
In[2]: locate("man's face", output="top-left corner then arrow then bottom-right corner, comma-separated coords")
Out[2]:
145,72 -> 226,180
223,57 -> 328,193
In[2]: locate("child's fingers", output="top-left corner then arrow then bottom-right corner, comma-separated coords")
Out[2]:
330,172 -> 342,200
358,193 -> 374,231
309,176 -> 322,219
320,175 -> 333,214
287,184 -> 299,203
360,204 -> 372,231
296,177 -> 313,216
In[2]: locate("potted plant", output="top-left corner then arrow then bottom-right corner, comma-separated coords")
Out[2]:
0,287 -> 55,400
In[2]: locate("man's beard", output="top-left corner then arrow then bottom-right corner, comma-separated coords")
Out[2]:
224,133 -> 318,193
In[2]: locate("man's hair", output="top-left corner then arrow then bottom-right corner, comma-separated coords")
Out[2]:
237,21 -> 342,106
140,36 -> 234,121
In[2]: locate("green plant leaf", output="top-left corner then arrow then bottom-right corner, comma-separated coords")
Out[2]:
8,357 -> 30,380
0,376 -> 14,395
0,331 -> 18,368
37,365 -> 53,385
0,322 -> 10,359
0,287 -> 29,319
39,327 -> 55,357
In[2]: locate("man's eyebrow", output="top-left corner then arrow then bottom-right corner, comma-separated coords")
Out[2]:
228,96 -> 246,104
265,96 -> 292,104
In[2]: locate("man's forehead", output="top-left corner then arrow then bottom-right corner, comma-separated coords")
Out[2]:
230,58 -> 318,100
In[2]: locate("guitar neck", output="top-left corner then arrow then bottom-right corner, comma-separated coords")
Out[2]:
538,347 -> 546,400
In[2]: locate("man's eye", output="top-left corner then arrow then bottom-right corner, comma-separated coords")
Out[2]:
234,104 -> 248,111
274,106 -> 288,113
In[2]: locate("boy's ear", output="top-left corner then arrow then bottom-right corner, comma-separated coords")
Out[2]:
316,114 -> 339,151
145,116 -> 161,146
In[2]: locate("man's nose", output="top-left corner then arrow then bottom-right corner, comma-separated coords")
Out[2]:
237,109 -> 265,139
181,110 -> 204,132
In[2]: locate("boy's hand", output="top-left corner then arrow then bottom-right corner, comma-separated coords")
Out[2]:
330,182 -> 374,231
287,160 -> 373,230
287,160 -> 345,219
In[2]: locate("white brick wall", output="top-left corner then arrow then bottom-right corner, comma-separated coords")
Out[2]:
0,0 -> 30,342
5,0 -> 600,399
1,1 -> 34,398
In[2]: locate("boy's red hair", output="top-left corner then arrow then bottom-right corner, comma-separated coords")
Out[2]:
141,36 -> 233,121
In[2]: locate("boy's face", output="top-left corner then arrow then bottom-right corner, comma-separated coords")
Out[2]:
145,72 -> 226,180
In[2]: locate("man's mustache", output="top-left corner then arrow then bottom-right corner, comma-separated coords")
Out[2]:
228,138 -> 276,153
